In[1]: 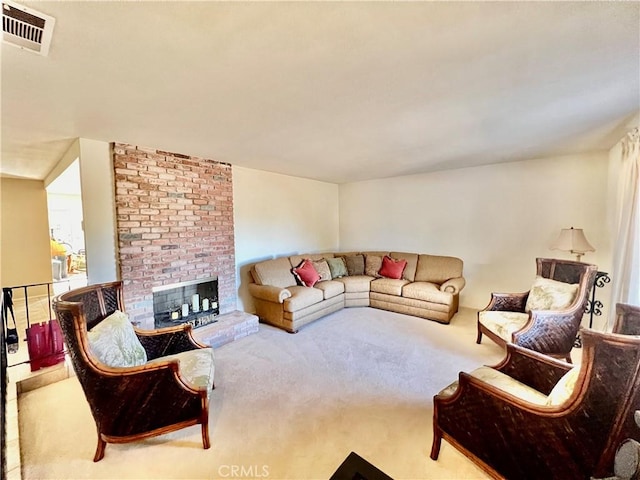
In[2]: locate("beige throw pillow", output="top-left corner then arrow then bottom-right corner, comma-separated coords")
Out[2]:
312,260 -> 332,282
344,255 -> 365,276
525,276 -> 579,312
365,255 -> 383,277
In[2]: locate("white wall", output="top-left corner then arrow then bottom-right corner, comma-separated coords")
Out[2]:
233,166 -> 339,312
339,152 -> 612,314
44,140 -> 79,188
78,139 -> 119,284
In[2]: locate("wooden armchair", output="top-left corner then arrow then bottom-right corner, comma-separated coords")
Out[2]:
52,281 -> 215,461
431,329 -> 640,479
612,302 -> 640,335
477,258 -> 598,362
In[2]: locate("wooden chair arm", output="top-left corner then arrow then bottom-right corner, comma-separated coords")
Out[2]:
513,308 -> 583,358
135,323 -> 208,360
483,291 -> 529,313
492,343 -> 572,394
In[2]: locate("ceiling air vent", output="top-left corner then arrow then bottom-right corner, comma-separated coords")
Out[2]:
2,0 -> 55,56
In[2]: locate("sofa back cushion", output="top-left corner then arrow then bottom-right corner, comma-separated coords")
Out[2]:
289,253 -> 333,268
361,251 -> 390,258
415,255 -> 463,283
252,257 -> 298,288
390,252 -> 418,281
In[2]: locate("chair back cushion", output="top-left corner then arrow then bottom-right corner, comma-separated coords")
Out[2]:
546,367 -> 580,406
525,276 -> 579,312
87,310 -> 147,367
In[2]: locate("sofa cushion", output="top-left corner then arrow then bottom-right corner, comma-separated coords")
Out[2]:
283,286 -> 325,312
312,260 -> 332,282
87,310 -> 147,368
390,252 -> 418,282
415,255 -> 463,283
148,348 -> 215,392
525,276 -> 578,312
370,278 -> 410,296
292,259 -> 321,287
402,282 -> 452,305
478,310 -> 529,342
364,254 -> 383,277
326,257 -> 348,279
379,255 -> 407,280
344,254 -> 365,276
314,280 -> 345,299
253,257 -> 297,289
337,275 -> 374,293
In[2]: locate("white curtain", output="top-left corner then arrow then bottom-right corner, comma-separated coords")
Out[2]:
609,126 -> 640,326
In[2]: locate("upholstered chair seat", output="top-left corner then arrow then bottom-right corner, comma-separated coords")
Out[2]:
477,311 -> 529,343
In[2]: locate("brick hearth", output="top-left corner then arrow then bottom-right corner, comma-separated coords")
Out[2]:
113,143 -> 236,330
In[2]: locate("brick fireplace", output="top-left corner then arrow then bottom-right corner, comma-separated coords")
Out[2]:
113,143 -> 236,330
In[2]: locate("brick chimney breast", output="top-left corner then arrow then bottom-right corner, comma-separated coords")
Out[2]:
113,143 -> 236,330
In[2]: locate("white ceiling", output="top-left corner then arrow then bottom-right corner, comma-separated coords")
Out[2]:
2,1 -> 639,184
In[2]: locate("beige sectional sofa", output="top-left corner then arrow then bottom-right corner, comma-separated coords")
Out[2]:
248,251 -> 465,333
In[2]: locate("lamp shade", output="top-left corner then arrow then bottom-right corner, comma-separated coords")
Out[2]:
550,227 -> 595,259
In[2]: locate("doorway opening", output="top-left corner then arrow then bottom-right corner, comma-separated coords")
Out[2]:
46,159 -> 87,293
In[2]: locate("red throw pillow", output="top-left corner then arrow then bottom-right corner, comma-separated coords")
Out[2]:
378,255 -> 407,280
292,259 -> 321,287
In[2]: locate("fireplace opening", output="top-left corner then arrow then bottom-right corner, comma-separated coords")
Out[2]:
152,277 -> 219,329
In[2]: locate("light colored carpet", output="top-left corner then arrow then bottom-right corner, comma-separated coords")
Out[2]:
19,307 -> 506,480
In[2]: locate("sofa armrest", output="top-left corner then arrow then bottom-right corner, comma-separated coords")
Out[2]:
249,283 -> 292,303
440,277 -> 465,294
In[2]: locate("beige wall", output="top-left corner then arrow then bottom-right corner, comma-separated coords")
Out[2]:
233,166 -> 339,312
0,178 -> 52,288
339,152 -> 612,315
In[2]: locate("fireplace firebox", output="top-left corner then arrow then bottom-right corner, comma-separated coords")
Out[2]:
152,277 -> 219,329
